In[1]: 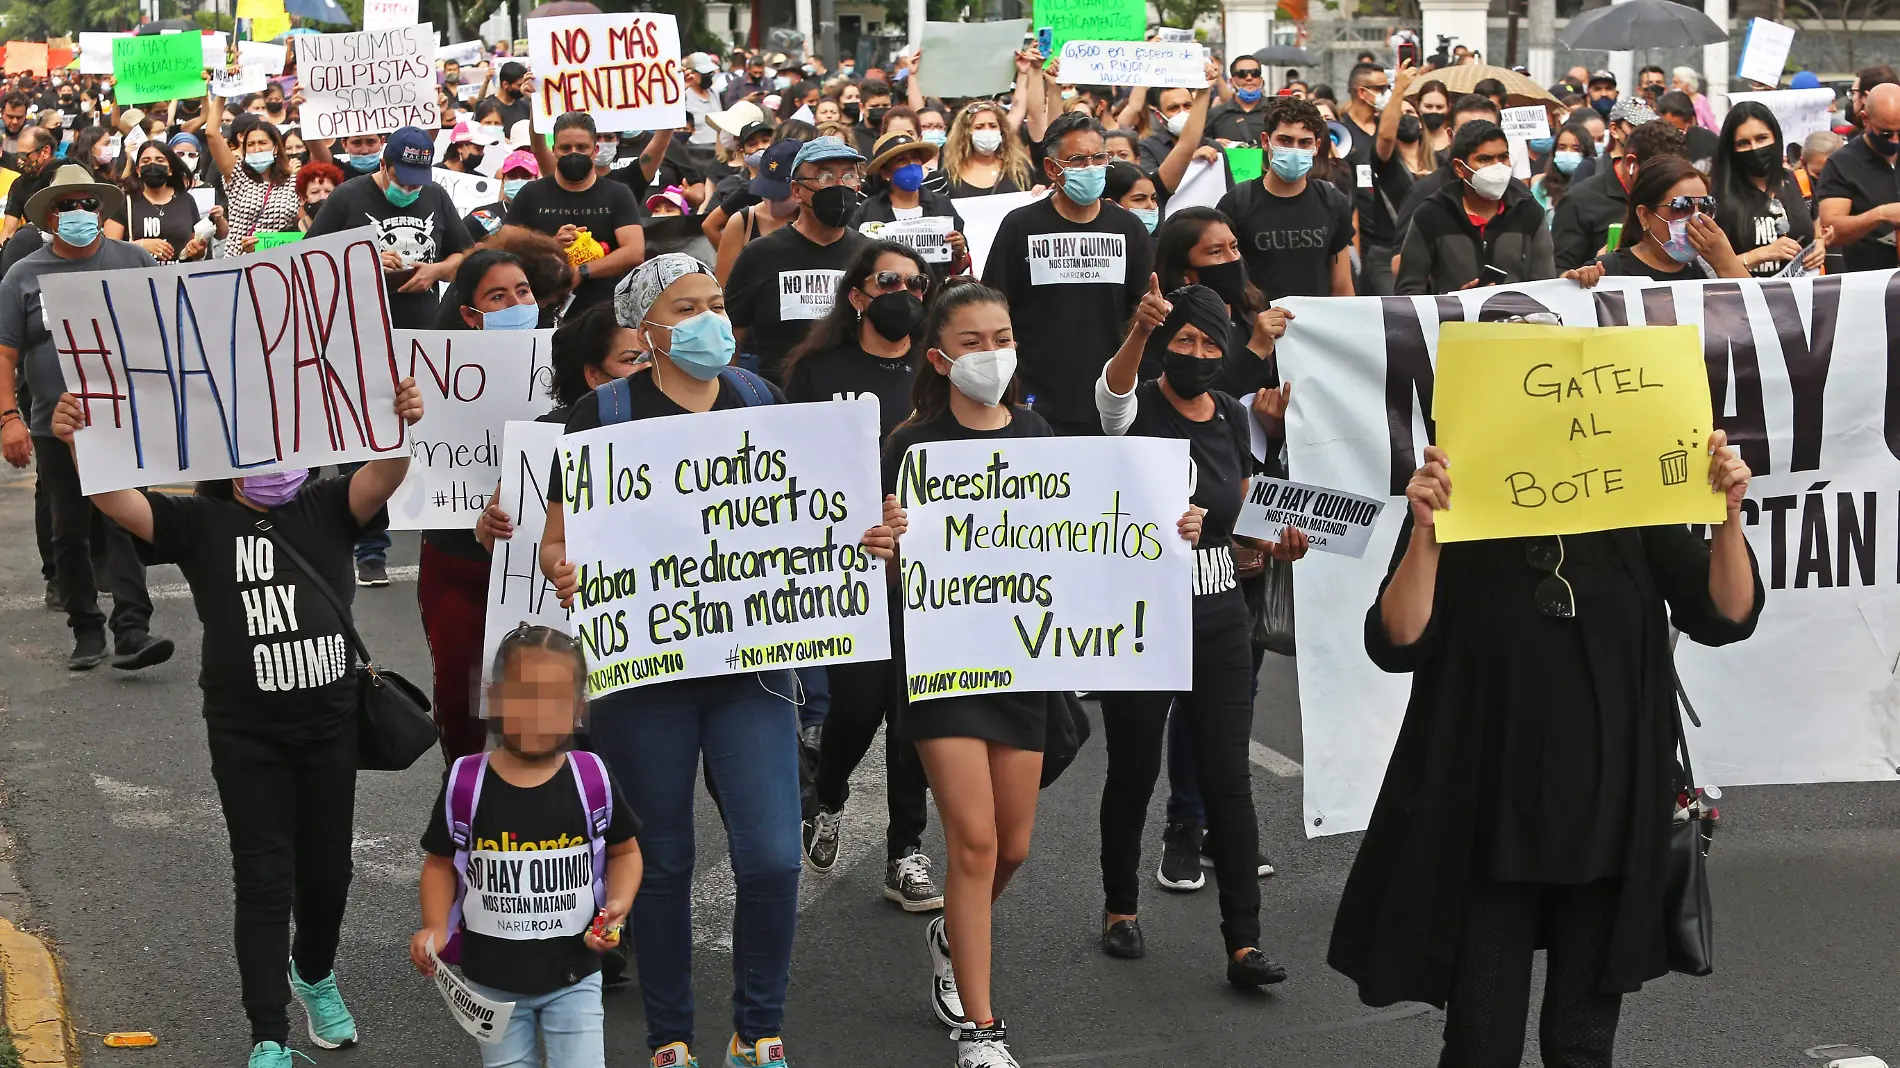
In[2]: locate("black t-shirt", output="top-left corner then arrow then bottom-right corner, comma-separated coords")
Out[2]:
980,196 -> 1154,429
725,224 -> 873,384
1206,101 -> 1271,146
784,344 -> 916,440
420,760 -> 639,996
306,173 -> 474,330
141,477 -> 379,735
1343,117 -> 1415,247
1216,178 -> 1354,301
1716,176 -> 1815,277
1117,380 -> 1250,550
943,171 -> 1025,199
1597,246 -> 1711,283
126,189 -> 201,256
463,199 -> 506,239
484,93 -> 532,132
1813,134 -> 1900,274
504,176 -> 644,309
551,370 -> 788,502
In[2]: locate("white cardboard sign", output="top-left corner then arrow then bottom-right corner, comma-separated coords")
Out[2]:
1736,17 -> 1797,87
365,0 -> 422,32
527,13 -> 685,135
483,420 -> 572,694
1056,40 -> 1208,89
78,32 -> 130,75
296,25 -> 440,138
1234,476 -> 1386,558
426,940 -> 514,1043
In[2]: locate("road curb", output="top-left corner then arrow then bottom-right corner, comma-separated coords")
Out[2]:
0,916 -> 73,1067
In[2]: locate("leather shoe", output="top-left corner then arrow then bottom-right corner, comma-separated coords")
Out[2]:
1099,912 -> 1144,959
111,632 -> 174,671
1226,948 -> 1288,988
67,630 -> 108,671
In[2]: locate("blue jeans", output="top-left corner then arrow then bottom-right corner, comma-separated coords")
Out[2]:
463,972 -> 603,1068
796,665 -> 830,732
336,463 -> 391,565
1165,703 -> 1205,828
589,670 -> 802,1050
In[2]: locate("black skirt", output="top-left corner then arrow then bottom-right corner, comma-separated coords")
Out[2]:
902,691 -> 1047,752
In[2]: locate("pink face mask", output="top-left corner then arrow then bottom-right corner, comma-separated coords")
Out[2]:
238,469 -> 309,507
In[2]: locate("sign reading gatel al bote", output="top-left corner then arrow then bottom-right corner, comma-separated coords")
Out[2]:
897,436 -> 1193,702
558,399 -> 889,697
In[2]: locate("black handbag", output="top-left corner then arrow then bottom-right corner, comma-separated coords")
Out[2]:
253,519 -> 437,772
1663,673 -> 1716,976
1040,691 -> 1092,788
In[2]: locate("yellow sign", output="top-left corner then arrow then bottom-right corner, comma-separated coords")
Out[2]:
0,168 -> 19,203
1431,322 -> 1726,543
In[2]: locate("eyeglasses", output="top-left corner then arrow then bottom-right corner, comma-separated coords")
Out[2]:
1526,536 -> 1576,619
1231,67 -> 1264,80
1055,151 -> 1113,168
51,197 -> 100,213
796,170 -> 863,189
870,270 -> 929,294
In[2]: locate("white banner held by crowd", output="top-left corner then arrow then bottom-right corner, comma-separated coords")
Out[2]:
1235,476 -> 1385,558
859,216 -> 954,263
897,436 -> 1194,701
483,421 -> 571,695
558,399 -> 891,697
1727,87 -> 1836,146
296,25 -> 439,138
1056,40 -> 1208,89
45,227 -> 405,494
527,13 -> 684,134
427,940 -> 514,1044
1276,270 -> 1900,837
955,189 -> 1045,275
386,330 -> 554,529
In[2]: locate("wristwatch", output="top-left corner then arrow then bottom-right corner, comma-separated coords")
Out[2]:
577,262 -> 592,284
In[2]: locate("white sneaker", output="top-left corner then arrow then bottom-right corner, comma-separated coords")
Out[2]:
952,1020 -> 1020,1068
926,914 -> 966,1027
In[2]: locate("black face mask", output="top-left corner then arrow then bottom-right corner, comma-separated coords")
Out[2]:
1193,259 -> 1249,309
1420,111 -> 1447,131
139,164 -> 170,188
841,101 -> 861,124
810,185 -> 862,227
865,290 -> 924,341
1867,129 -> 1900,157
1737,144 -> 1780,178
866,106 -> 889,128
556,151 -> 594,181
1162,348 -> 1222,399
305,197 -> 327,217
1396,114 -> 1423,144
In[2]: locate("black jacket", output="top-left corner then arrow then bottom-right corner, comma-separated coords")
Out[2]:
1395,179 -> 1555,294
1551,168 -> 1629,271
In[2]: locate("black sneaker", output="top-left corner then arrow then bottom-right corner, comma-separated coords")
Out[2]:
1226,948 -> 1288,988
882,848 -> 943,911
355,560 -> 389,587
67,630 -> 108,671
111,632 -> 174,671
802,805 -> 842,872
1199,829 -> 1275,878
1099,912 -> 1144,959
1156,822 -> 1205,892
42,580 -> 58,611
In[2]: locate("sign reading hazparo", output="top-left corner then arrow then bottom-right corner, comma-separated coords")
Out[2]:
528,13 -> 684,134
897,436 -> 1193,701
1431,322 -> 1727,542
558,399 -> 890,696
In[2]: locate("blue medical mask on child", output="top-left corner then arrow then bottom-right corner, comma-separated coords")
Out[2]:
503,178 -> 529,200
55,208 -> 99,246
1061,164 -> 1106,205
648,311 -> 736,380
1132,206 -> 1159,232
481,302 -> 540,330
1269,146 -> 1314,181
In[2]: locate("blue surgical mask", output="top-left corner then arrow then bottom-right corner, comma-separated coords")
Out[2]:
480,301 -> 540,330
346,153 -> 381,172
55,208 -> 99,246
1656,214 -> 1699,263
922,129 -> 947,146
503,178 -> 529,200
1269,146 -> 1314,181
1527,136 -> 1554,153
892,162 -> 924,192
1235,86 -> 1264,104
1061,164 -> 1106,205
1552,150 -> 1583,174
649,310 -> 736,380
1132,206 -> 1159,232
244,149 -> 276,172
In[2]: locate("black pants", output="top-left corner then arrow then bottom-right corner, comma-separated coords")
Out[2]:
1360,242 -> 1397,296
207,716 -> 358,1047
34,434 -> 151,639
1439,879 -> 1625,1068
1100,589 -> 1260,952
815,658 -> 928,861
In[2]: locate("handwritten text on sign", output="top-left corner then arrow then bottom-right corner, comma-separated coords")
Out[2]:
296,25 -> 438,138
1234,476 -> 1385,558
559,399 -> 890,697
897,436 -> 1193,701
44,227 -> 404,495
1056,40 -> 1209,89
483,421 -> 570,699
386,330 -> 554,530
1036,0 -> 1146,56
528,13 -> 684,135
1431,322 -> 1726,542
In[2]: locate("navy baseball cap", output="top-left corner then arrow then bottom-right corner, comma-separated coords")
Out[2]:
384,127 -> 434,186
751,139 -> 802,199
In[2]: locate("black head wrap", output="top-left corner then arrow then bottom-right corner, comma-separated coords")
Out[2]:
1143,284 -> 1231,363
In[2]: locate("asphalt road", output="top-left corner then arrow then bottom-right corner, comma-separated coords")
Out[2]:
1,470 -> 1899,1068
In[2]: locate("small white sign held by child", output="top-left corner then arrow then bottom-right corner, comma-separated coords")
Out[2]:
427,937 -> 515,1043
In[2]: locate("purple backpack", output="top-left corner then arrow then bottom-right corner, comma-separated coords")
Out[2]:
440,750 -> 613,963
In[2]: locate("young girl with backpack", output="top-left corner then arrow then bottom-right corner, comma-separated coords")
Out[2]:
410,624 -> 644,1068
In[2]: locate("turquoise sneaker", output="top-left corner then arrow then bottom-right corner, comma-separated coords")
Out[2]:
652,1041 -> 698,1067
247,1041 -> 313,1067
726,1034 -> 787,1067
288,960 -> 358,1049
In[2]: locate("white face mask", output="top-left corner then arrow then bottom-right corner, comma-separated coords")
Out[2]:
1164,110 -> 1190,137
970,129 -> 1004,156
944,348 -> 1017,407
1465,161 -> 1512,200
1370,88 -> 1391,110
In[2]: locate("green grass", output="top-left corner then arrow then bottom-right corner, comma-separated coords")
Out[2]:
0,1027 -> 22,1068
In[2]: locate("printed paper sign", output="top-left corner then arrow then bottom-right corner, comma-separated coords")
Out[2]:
239,38 -> 287,75
112,32 -> 206,103
558,399 -> 891,696
777,269 -> 843,320
528,13 -> 684,135
189,187 -> 218,215
1026,232 -> 1126,285
1728,87 -> 1836,147
1235,476 -> 1385,558
1056,40 -> 1207,89
45,227 -> 406,494
387,330 -> 555,529
460,840 -> 596,938
78,32 -> 130,75
1037,0 -> 1145,55
212,68 -> 266,97
483,420 -> 571,695
1737,17 -> 1796,86
859,216 -> 954,263
296,25 -> 439,138
1500,105 -> 1550,178
216,39 -> 287,95
201,31 -> 230,69
432,167 -> 502,218
364,0 -> 420,32
426,939 -> 515,1043
897,436 -> 1193,700
1156,26 -> 1194,42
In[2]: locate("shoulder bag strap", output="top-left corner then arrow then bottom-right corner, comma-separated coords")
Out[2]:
251,517 -> 375,669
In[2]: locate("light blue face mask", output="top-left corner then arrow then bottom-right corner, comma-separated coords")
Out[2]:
346,153 -> 381,173
1061,164 -> 1106,205
650,310 -> 736,380
1132,206 -> 1159,232
244,149 -> 276,172
1269,146 -> 1314,181
55,208 -> 99,246
480,301 -> 540,330
503,178 -> 529,200
1527,136 -> 1554,154
922,129 -> 947,146
1552,150 -> 1583,174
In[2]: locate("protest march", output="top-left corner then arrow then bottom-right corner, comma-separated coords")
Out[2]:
3,4 -> 1900,1068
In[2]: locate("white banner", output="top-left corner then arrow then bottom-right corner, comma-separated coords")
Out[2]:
432,167 -> 503,219
45,227 -> 405,494
956,190 -> 1045,278
1278,271 -> 1900,836
483,420 -> 571,695
427,940 -> 514,1044
1235,476 -> 1386,558
296,25 -> 439,139
365,0 -> 421,32
77,32 -> 129,75
1056,40 -> 1207,89
527,13 -> 684,135
896,436 -> 1194,701
1727,87 -> 1836,148
438,39 -> 486,68
386,330 -> 554,530
559,399 -> 891,696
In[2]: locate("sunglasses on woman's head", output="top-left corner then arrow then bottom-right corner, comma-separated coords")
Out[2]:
1526,535 -> 1576,619
872,270 -> 929,294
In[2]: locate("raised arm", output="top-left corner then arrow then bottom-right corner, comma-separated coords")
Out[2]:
1157,61 -> 1220,194
1378,446 -> 1449,648
640,128 -> 674,184
204,91 -> 237,179
1376,63 -> 1418,163
346,377 -> 424,526
51,393 -> 153,541
1097,275 -> 1170,431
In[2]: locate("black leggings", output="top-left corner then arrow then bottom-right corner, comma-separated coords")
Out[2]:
815,658 -> 929,861
1439,879 -> 1625,1068
207,717 -> 358,1047
1099,590 -> 1260,952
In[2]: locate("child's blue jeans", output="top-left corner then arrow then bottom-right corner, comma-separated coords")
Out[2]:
464,972 -> 604,1068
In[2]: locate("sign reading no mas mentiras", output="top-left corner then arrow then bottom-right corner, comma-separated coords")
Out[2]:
897,436 -> 1193,702
558,399 -> 890,697
296,25 -> 439,138
528,13 -> 684,135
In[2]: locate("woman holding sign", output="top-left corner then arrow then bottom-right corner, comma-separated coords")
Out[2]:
203,91 -> 301,246
1330,436 -> 1761,1066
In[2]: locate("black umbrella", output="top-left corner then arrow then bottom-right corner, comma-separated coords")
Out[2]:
1252,44 -> 1317,65
1558,0 -> 1725,50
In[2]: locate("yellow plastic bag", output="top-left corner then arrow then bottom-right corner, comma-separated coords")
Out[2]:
566,228 -> 604,267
